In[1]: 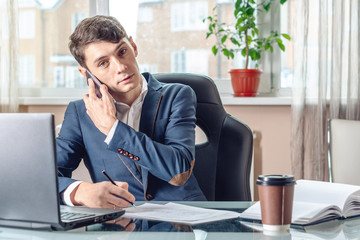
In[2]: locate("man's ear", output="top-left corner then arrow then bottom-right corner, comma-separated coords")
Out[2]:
78,67 -> 87,78
129,36 -> 138,57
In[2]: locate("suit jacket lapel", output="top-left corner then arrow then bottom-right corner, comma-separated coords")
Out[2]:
139,73 -> 163,139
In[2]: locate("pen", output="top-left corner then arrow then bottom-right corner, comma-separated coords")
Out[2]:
101,170 -> 136,207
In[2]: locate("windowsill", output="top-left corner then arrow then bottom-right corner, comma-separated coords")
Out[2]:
19,97 -> 79,106
18,79 -> 292,106
19,95 -> 292,106
221,94 -> 292,106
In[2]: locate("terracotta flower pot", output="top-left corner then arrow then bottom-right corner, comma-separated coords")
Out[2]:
229,69 -> 262,97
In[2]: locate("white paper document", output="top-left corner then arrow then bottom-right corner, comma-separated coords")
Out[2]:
123,202 -> 240,225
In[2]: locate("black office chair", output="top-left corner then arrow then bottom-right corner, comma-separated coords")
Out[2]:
155,73 -> 253,201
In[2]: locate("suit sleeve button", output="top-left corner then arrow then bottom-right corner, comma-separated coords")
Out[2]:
133,156 -> 140,161
118,148 -> 123,154
123,151 -> 129,156
128,154 -> 134,159
146,194 -> 154,200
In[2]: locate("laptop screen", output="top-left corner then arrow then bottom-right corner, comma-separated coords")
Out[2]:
0,113 -> 60,224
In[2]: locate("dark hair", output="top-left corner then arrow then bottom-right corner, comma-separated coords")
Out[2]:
69,15 -> 128,67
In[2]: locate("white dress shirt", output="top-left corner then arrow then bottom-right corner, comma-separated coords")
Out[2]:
63,76 -> 148,206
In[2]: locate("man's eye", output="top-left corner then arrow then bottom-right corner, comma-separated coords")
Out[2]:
99,61 -> 107,67
119,49 -> 126,55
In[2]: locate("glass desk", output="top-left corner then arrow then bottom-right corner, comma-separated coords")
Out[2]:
0,201 -> 359,240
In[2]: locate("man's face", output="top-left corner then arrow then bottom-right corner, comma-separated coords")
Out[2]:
81,37 -> 142,99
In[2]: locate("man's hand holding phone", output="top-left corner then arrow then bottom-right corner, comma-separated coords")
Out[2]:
83,74 -> 117,136
86,70 -> 103,98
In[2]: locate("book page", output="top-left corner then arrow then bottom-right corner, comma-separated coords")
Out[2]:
292,201 -> 342,225
294,180 -> 360,211
343,193 -> 360,217
239,201 -> 341,225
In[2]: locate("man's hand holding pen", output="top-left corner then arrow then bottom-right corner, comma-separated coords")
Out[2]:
102,170 -> 136,207
70,180 -> 135,209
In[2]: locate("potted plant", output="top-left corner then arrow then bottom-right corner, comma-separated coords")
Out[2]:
204,0 -> 290,97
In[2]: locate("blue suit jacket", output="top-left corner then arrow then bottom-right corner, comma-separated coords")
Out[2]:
57,72 -> 206,202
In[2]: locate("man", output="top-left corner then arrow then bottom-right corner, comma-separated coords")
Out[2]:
57,15 -> 206,209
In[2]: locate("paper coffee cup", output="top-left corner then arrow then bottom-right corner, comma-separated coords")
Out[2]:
256,175 -> 296,232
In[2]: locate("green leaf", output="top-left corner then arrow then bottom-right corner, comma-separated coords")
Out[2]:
235,0 -> 244,17
208,24 -> 213,32
230,37 -> 240,46
229,51 -> 235,59
247,36 -> 252,45
263,0 -> 271,11
222,49 -> 230,58
249,49 -> 261,61
256,51 -> 261,60
236,18 -> 245,28
249,49 -> 256,60
241,48 -> 247,57
238,26 -> 248,32
266,35 -> 274,42
269,45 -> 274,53
280,0 -> 287,4
234,8 -> 240,18
246,7 -> 255,16
206,32 -> 212,39
277,42 -> 285,51
221,35 -> 227,44
281,33 -> 291,40
235,0 -> 241,10
264,43 -> 270,50
275,38 -> 283,45
212,45 -> 218,55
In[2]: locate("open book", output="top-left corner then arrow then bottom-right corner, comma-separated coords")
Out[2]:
239,180 -> 360,226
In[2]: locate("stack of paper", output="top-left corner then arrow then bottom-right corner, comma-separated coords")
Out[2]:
123,202 -> 240,225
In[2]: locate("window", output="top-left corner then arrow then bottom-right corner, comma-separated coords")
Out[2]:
19,55 -> 35,86
53,66 -> 64,88
279,0 -> 293,91
139,64 -> 158,73
72,12 -> 87,32
65,66 -> 84,88
170,1 -> 207,32
171,50 -> 208,75
17,0 -> 293,99
19,10 -> 35,39
18,0 -> 90,94
171,51 -> 186,73
138,7 -> 153,23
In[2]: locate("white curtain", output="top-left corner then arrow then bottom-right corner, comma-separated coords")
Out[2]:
291,0 -> 360,180
0,0 -> 18,113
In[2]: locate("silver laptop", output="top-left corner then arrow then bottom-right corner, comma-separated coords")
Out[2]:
0,113 -> 124,230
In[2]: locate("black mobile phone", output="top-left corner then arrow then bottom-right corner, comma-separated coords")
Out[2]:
86,70 -> 102,98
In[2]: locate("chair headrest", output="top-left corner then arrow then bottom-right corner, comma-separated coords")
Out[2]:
154,73 -> 222,105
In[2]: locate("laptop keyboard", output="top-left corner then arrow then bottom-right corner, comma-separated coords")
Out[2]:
61,211 -> 96,221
